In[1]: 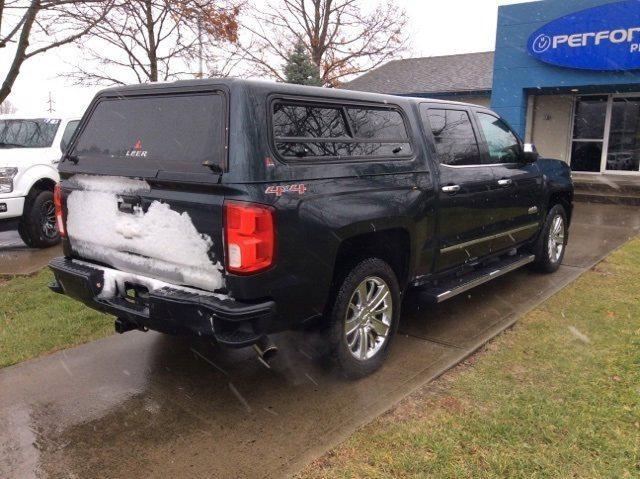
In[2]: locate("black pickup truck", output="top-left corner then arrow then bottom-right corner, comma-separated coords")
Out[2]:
49,79 -> 573,377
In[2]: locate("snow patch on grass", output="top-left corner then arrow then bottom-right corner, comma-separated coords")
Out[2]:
568,326 -> 591,344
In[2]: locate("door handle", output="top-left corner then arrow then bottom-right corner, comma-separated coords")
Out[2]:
497,178 -> 513,187
441,184 -> 461,194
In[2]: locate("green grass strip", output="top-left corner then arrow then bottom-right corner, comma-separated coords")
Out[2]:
0,269 -> 112,368
302,238 -> 640,479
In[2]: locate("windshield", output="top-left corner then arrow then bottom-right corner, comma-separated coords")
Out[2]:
0,119 -> 61,148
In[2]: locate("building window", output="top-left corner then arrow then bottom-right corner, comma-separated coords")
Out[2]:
570,96 -> 607,172
607,98 -> 640,172
571,141 -> 603,173
570,95 -> 640,174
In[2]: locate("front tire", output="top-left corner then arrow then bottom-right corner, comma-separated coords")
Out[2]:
531,204 -> 567,273
325,258 -> 401,378
18,190 -> 60,249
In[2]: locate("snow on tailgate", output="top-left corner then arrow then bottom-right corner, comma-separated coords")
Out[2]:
66,174 -> 224,293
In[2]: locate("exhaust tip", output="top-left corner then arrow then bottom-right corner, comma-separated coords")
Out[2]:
261,345 -> 279,363
253,336 -> 278,366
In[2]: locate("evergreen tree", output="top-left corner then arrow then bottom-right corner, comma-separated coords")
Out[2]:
284,41 -> 322,86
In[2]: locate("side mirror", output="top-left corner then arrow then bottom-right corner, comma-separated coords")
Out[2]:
523,143 -> 539,163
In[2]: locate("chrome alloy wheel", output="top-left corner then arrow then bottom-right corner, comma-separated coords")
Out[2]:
547,214 -> 565,263
41,199 -> 58,239
344,276 -> 393,361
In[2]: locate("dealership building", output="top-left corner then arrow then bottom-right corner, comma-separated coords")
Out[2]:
345,0 -> 640,182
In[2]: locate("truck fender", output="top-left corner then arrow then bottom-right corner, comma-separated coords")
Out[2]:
331,218 -> 417,287
15,164 -> 60,198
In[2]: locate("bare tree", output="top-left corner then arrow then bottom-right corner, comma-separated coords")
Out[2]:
237,0 -> 409,87
0,99 -> 17,114
0,0 -> 112,105
67,0 -> 241,85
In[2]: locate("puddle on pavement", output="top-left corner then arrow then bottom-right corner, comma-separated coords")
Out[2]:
2,332 -> 451,478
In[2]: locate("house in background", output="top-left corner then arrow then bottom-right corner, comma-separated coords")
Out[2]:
343,52 -> 494,108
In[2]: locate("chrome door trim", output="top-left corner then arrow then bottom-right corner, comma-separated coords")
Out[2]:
440,222 -> 539,254
440,162 -> 521,169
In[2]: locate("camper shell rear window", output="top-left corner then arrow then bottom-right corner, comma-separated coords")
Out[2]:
68,91 -> 227,176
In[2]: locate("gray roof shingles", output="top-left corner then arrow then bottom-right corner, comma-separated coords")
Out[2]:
342,51 -> 495,95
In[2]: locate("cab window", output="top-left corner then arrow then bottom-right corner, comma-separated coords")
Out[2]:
476,113 -> 522,164
421,106 -> 481,166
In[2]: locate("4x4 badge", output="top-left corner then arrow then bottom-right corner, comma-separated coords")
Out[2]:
265,184 -> 307,197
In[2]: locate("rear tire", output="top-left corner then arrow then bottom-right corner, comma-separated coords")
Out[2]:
325,258 -> 401,379
18,190 -> 60,249
531,204 -> 567,273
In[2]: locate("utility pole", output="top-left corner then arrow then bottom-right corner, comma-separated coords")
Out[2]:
46,92 -> 55,113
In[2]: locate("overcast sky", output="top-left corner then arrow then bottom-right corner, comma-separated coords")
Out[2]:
2,0 -> 528,117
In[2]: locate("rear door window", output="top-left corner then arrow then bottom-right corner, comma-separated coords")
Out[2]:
421,107 -> 481,166
71,92 -> 226,173
272,101 -> 412,161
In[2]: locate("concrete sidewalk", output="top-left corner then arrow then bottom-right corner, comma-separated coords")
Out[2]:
1,203 -> 639,479
0,230 -> 61,276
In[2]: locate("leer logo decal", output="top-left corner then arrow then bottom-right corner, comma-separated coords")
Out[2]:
265,184 -> 307,197
125,138 -> 148,157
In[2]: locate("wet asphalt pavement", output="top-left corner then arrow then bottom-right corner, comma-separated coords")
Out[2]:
1,203 -> 639,479
0,230 -> 61,276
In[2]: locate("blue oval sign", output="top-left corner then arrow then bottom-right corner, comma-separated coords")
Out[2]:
527,0 -> 640,71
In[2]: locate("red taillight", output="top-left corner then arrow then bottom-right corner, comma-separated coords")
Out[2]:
224,201 -> 275,274
53,184 -> 66,238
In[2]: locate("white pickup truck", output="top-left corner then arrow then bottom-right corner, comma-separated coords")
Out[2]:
0,115 -> 79,248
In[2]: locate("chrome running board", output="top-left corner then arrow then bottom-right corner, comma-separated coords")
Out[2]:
419,254 -> 536,303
